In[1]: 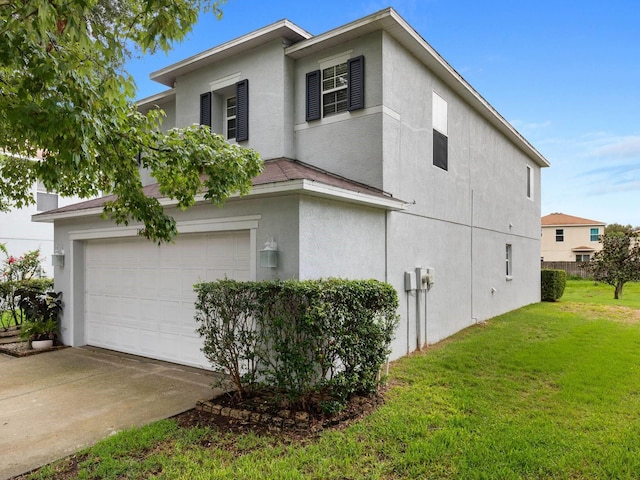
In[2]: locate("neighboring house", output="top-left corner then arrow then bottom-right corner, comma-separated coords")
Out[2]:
541,213 -> 605,262
33,8 -> 549,368
0,152 -> 86,277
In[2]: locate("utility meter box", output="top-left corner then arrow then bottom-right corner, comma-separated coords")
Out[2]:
415,267 -> 428,290
404,271 -> 417,291
426,267 -> 435,288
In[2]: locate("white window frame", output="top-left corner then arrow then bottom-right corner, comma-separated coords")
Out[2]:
526,165 -> 534,200
506,244 -> 513,279
225,95 -> 237,140
590,228 -> 599,242
321,61 -> 348,117
555,229 -> 564,242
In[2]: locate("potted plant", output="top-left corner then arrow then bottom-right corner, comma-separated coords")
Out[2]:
18,292 -> 62,350
19,318 -> 58,349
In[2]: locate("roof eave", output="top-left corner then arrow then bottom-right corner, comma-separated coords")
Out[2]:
150,20 -> 313,87
32,179 -> 407,223
285,8 -> 550,169
137,88 -> 176,108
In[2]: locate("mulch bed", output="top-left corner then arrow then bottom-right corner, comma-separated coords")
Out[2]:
180,387 -> 386,439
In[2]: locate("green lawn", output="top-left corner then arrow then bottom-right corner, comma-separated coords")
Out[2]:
30,281 -> 640,479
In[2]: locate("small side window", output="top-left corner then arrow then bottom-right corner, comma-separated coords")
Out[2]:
526,165 -> 533,199
555,229 -> 564,242
506,244 -> 513,278
432,92 -> 448,171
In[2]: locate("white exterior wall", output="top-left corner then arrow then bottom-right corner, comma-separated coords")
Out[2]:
378,32 -> 541,355
174,38 -> 295,159
0,188 -> 85,277
297,197 -> 386,280
293,32 -> 384,188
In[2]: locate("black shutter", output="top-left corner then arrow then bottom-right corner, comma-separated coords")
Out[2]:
347,55 -> 365,111
306,70 -> 321,121
433,129 -> 448,171
200,92 -> 211,128
235,79 -> 249,142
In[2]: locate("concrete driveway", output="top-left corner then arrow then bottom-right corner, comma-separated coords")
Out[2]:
0,347 -> 220,480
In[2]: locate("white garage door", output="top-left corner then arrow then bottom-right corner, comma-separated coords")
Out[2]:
85,231 -> 250,368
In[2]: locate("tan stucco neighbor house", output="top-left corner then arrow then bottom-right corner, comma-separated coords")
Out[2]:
33,8 -> 549,368
541,213 -> 606,262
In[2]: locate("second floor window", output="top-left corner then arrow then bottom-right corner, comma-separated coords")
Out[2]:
306,56 -> 365,121
322,62 -> 348,116
226,96 -> 237,140
556,229 -> 564,242
36,180 -> 58,212
590,228 -> 599,242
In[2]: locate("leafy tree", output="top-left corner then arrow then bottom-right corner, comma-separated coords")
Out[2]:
584,231 -> 640,299
0,0 -> 262,243
605,223 -> 635,235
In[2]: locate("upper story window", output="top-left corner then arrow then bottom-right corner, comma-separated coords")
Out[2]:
36,180 -> 58,212
590,228 -> 599,242
306,55 -> 365,121
555,229 -> 564,242
322,63 -> 348,116
526,165 -> 533,199
226,96 -> 237,140
200,78 -> 248,142
432,91 -> 448,171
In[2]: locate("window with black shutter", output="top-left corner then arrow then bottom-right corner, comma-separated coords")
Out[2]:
347,56 -> 365,111
305,55 -> 365,121
235,79 -> 249,142
306,70 -> 321,121
200,92 -> 212,128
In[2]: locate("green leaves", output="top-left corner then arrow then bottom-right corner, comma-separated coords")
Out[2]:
0,0 -> 258,243
194,279 -> 400,407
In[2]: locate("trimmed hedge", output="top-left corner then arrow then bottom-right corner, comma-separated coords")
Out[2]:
194,278 -> 399,409
541,269 -> 567,301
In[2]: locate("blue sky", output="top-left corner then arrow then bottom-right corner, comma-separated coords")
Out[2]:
126,0 -> 640,227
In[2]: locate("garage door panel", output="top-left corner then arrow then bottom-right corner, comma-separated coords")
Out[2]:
85,231 -> 250,368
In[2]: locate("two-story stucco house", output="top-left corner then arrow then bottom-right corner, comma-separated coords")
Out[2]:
541,213 -> 605,262
34,8 -> 549,368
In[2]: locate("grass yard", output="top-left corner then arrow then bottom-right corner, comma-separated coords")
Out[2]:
28,281 -> 640,479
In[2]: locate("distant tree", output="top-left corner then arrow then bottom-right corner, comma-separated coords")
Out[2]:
605,223 -> 635,235
584,231 -> 640,299
0,0 -> 262,243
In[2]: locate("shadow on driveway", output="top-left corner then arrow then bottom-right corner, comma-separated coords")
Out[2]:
0,347 -> 219,479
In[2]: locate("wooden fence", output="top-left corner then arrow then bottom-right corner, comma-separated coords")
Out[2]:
541,261 -> 592,279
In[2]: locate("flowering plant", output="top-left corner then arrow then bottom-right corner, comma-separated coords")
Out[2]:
0,244 -> 46,328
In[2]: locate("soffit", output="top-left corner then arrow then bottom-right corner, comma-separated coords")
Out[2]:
150,20 -> 312,87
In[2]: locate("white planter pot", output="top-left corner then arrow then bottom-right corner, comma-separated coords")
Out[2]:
31,339 -> 53,350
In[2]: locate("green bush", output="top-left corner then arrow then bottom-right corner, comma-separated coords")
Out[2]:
541,269 -> 567,301
195,278 -> 399,409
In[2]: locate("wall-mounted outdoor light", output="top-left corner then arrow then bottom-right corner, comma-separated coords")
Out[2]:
51,249 -> 65,267
259,238 -> 278,268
